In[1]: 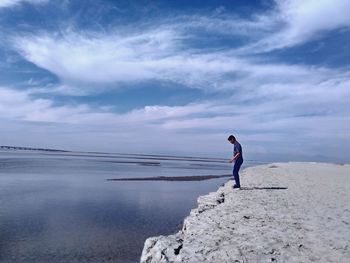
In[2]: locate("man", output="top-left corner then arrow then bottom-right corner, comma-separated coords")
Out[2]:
228,135 -> 243,189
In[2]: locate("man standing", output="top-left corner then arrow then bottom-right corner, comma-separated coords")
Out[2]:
228,135 -> 243,189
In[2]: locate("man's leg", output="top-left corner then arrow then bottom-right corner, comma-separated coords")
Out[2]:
233,160 -> 242,187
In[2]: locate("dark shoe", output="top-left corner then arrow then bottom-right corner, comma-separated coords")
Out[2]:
233,184 -> 241,189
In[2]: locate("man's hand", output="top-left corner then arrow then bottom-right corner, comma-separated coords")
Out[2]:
229,153 -> 240,163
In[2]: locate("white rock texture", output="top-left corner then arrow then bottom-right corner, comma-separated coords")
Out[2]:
141,162 -> 350,263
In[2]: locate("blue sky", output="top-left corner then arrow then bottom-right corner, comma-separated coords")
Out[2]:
0,0 -> 349,162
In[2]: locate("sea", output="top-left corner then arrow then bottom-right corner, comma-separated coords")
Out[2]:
0,150 -> 260,263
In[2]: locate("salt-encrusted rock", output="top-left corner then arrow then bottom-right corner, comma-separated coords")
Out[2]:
141,234 -> 183,263
141,185 -> 227,263
141,163 -> 350,263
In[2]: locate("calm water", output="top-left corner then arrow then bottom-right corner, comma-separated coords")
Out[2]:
0,150 -> 255,263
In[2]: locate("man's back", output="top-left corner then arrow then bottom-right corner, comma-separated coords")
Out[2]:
234,141 -> 243,161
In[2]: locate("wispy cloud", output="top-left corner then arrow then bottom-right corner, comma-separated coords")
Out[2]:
13,27 -> 341,95
12,0 -> 350,91
238,0 -> 350,52
0,0 -> 47,8
14,29 -> 183,84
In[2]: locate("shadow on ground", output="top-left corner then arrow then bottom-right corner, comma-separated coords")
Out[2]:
239,186 -> 288,190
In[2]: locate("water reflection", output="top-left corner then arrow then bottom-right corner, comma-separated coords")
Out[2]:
0,151 -> 250,262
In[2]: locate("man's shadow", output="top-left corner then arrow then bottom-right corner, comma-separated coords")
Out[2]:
225,180 -> 287,190
239,186 -> 288,190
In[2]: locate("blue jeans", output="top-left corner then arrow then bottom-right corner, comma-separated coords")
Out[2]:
233,159 -> 243,187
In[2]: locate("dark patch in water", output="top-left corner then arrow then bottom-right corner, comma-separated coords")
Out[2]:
138,162 -> 161,166
107,174 -> 231,182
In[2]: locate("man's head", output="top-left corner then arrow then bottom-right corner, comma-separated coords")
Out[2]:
227,135 -> 236,144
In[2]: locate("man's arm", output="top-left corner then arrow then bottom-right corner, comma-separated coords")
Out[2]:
229,152 -> 240,163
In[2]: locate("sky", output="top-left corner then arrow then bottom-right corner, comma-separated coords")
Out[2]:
0,0 -> 349,162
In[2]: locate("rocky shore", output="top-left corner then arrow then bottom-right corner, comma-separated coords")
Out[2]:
141,162 -> 350,262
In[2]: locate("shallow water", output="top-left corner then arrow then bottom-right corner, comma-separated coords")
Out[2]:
0,150 -> 255,263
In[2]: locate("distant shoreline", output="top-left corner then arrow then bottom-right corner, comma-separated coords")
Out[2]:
0,145 -> 69,152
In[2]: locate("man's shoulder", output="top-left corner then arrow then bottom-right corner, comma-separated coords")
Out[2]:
235,141 -> 242,152
235,141 -> 242,147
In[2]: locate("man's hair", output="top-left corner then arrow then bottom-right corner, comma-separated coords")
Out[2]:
227,135 -> 236,141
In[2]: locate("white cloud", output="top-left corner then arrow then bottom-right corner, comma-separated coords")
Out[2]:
0,0 -> 47,8
15,30 -> 238,89
14,28 -> 339,95
166,13 -> 280,39
28,84 -> 90,96
278,0 -> 350,38
239,0 -> 350,52
15,30 -> 184,84
0,87 -> 90,123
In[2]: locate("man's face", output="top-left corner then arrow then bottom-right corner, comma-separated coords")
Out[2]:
229,139 -> 235,144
